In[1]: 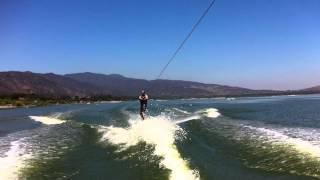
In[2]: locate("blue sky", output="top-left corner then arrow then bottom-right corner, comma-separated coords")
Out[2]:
1,0 -> 319,90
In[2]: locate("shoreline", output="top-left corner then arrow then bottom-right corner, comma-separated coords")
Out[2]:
0,100 -> 124,110
0,105 -> 17,109
1,93 -> 319,110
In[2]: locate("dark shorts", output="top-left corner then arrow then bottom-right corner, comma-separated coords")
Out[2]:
140,101 -> 147,113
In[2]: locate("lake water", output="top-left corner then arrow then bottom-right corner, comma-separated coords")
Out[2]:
1,95 -> 320,180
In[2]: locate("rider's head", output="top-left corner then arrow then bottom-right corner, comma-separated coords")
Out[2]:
141,90 -> 145,96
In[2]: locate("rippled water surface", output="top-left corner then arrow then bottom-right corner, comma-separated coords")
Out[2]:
1,95 -> 320,180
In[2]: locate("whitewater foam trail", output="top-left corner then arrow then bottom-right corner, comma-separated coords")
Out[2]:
244,125 -> 320,159
175,115 -> 201,124
172,108 -> 191,115
198,108 -> 221,118
29,116 -> 66,125
0,138 -> 32,180
175,108 -> 220,124
99,115 -> 199,180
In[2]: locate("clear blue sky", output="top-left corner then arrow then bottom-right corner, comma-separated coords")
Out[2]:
1,0 -> 319,90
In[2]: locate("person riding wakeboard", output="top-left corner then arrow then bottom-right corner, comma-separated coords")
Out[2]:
139,90 -> 149,120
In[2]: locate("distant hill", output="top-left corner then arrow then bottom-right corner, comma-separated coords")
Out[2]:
299,85 -> 320,94
65,72 -> 281,97
0,71 -> 108,98
65,73 -> 149,97
0,71 -> 318,98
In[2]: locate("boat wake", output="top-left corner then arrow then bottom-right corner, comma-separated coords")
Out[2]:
99,114 -> 199,180
98,108 -> 220,180
243,125 -> 320,160
29,115 -> 66,125
228,123 -> 320,178
1,107 -> 220,180
175,108 -> 220,124
0,138 -> 32,180
197,108 -> 220,118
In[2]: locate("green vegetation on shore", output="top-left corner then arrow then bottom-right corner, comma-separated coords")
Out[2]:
0,94 -> 132,108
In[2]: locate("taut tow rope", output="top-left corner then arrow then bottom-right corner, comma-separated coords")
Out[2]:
157,0 -> 217,79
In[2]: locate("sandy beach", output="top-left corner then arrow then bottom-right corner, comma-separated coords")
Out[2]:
0,105 -> 17,109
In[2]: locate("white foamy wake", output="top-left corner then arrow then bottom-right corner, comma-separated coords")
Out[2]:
175,115 -> 201,124
244,126 -> 320,159
172,108 -> 191,115
172,108 -> 220,124
0,138 -> 32,180
198,108 -> 221,118
29,116 -> 66,125
99,115 -> 200,180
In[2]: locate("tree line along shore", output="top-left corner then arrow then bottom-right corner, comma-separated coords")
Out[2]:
0,94 -> 130,109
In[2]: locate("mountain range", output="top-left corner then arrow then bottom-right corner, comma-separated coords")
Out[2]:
0,71 -> 319,98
